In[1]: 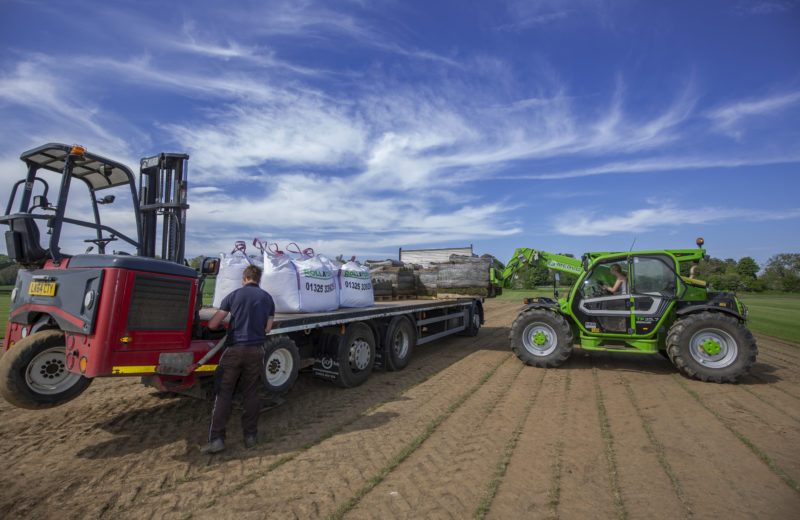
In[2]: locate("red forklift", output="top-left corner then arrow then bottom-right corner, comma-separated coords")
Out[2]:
0,143 -> 225,408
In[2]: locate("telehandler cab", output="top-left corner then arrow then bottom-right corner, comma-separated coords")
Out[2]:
490,240 -> 757,383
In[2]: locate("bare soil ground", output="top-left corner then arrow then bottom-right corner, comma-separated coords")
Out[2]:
1,299 -> 799,519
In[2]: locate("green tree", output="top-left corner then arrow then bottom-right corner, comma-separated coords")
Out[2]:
737,257 -> 759,280
760,253 -> 800,292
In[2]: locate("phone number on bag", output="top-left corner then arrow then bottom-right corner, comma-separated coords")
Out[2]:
305,282 -> 335,293
344,280 -> 372,291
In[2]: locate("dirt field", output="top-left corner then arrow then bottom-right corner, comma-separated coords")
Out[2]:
1,299 -> 799,519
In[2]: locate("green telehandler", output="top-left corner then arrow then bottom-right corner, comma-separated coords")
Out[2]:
490,239 -> 757,383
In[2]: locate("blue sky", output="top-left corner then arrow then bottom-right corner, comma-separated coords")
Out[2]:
1,0 -> 799,268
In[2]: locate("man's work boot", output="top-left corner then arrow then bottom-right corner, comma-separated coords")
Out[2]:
201,438 -> 226,454
244,434 -> 258,449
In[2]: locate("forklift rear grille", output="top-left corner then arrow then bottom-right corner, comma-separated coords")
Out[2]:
127,274 -> 192,330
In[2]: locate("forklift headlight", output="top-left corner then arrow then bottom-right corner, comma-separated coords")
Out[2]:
84,290 -> 95,310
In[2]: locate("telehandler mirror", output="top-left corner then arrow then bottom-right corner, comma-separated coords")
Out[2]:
201,257 -> 220,275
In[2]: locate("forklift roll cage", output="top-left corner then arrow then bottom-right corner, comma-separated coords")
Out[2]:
2,143 -> 189,267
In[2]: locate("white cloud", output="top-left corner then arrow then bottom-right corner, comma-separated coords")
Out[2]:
707,91 -> 800,138
500,154 -> 800,180
553,202 -> 800,236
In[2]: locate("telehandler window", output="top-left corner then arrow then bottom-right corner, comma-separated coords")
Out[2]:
632,256 -> 676,296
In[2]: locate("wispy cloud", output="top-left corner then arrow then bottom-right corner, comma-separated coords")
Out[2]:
499,154 -> 800,180
707,91 -> 800,138
553,202 -> 800,236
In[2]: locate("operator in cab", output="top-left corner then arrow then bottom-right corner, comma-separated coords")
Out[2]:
602,264 -> 628,295
201,264 -> 275,455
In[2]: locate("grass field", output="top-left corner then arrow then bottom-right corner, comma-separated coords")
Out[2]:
1,283 -> 797,343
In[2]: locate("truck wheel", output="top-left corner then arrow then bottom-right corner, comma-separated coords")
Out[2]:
458,303 -> 482,337
385,316 -> 416,371
262,337 -> 300,397
509,309 -> 573,368
667,311 -> 757,383
0,330 -> 92,409
336,323 -> 376,388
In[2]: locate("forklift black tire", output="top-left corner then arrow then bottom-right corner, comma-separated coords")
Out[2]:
261,336 -> 300,397
458,303 -> 482,337
667,311 -> 757,383
509,309 -> 573,368
0,330 -> 92,409
385,316 -> 416,371
335,323 -> 376,388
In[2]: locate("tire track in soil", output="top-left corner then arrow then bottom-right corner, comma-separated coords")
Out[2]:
621,368 -> 800,518
339,356 -> 537,519
592,354 -> 691,520
116,342 -> 514,519
591,362 -> 627,520
485,370 -> 571,520
674,376 -> 800,494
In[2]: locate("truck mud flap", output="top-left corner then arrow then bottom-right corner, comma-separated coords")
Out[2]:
312,333 -> 340,382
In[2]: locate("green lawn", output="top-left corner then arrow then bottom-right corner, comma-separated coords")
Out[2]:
496,287 -> 800,344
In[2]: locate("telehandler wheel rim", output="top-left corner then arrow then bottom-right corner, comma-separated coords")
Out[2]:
391,328 -> 410,359
265,348 -> 294,387
689,328 -> 738,368
522,322 -> 557,357
25,346 -> 82,395
349,339 -> 372,371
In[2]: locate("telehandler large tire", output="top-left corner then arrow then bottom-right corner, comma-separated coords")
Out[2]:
510,309 -> 573,367
666,311 -> 757,383
0,330 -> 92,409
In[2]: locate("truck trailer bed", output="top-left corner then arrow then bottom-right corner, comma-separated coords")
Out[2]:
198,298 -> 480,335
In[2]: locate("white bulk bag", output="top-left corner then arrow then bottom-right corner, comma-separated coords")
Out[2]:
261,246 -> 339,313
212,242 -> 253,308
338,260 -> 373,308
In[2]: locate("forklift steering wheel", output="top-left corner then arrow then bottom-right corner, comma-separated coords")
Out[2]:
84,236 -> 118,254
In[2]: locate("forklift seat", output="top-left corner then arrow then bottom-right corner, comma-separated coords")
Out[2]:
5,216 -> 49,265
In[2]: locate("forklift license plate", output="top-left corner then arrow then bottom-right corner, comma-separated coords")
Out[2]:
28,281 -> 56,296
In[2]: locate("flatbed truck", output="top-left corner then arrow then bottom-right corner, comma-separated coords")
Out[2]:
0,143 -> 483,409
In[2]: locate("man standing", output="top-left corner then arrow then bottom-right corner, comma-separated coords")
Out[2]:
202,264 -> 275,454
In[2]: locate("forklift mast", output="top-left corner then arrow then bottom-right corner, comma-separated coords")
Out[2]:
138,153 -> 190,264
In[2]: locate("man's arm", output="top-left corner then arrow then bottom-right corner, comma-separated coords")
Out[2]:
265,316 -> 274,335
208,309 -> 229,330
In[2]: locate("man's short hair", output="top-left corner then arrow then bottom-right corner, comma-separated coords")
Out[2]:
243,264 -> 263,283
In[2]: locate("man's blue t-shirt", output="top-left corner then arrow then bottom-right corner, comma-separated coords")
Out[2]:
220,283 -> 275,346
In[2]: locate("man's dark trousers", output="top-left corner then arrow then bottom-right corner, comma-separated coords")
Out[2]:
208,344 -> 264,442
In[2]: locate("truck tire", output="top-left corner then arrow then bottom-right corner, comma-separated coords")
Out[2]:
667,311 -> 757,383
262,337 -> 300,397
509,309 -> 573,368
458,303 -> 482,337
0,330 -> 92,409
385,316 -> 416,371
335,323 -> 376,388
